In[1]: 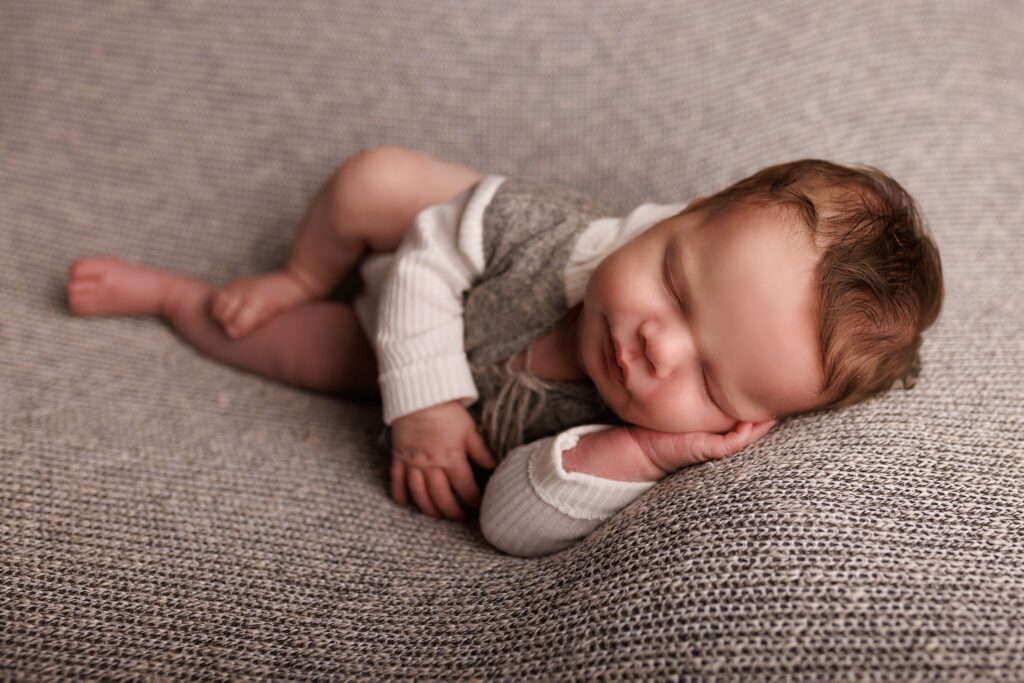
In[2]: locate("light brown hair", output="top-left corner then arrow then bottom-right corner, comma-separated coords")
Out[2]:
694,159 -> 944,412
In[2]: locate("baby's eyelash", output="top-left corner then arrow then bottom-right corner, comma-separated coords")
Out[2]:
666,251 -> 712,406
663,254 -> 686,315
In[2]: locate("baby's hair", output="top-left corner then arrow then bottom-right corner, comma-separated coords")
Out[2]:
690,159 -> 944,413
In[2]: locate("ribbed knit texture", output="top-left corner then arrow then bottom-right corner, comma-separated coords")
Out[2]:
527,426 -> 659,521
373,182 -> 486,424
481,426 -> 659,558
2,0 -> 1022,678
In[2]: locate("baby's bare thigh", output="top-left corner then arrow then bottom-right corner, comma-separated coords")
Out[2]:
350,311 -> 381,401
308,299 -> 381,400
338,250 -> 397,399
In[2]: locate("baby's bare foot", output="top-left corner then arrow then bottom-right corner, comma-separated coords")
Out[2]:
210,270 -> 315,338
66,257 -> 178,317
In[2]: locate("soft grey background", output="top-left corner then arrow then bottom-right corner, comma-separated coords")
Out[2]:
2,0 -> 1022,678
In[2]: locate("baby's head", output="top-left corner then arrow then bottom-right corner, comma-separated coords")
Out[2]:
578,159 -> 944,434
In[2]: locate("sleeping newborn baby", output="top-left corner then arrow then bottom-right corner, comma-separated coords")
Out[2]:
65,145 -> 944,557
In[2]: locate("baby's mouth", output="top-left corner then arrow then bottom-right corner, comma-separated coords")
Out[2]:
605,324 -> 628,385
612,334 -> 628,383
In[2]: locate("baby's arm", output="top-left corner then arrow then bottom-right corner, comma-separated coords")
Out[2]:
480,421 -> 777,557
479,425 -> 658,558
374,175 -> 509,518
374,175 -> 507,424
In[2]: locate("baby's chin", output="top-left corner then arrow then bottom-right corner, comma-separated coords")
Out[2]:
592,377 -> 646,428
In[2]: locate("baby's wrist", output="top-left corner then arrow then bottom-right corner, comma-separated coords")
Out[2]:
562,427 -> 666,482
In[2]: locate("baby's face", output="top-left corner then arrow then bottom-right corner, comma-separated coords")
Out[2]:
576,199 -> 826,433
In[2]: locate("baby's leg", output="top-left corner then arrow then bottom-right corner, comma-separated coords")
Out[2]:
67,257 -> 379,398
212,145 -> 482,338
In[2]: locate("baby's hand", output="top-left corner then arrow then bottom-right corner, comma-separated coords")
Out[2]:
629,420 -> 778,477
389,400 -> 496,521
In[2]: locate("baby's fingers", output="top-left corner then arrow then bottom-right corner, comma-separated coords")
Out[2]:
466,430 -> 496,470
721,421 -> 753,451
425,468 -> 465,521
749,419 -> 778,441
390,458 -> 408,506
407,467 -> 441,519
448,457 -> 483,509
720,419 -> 777,454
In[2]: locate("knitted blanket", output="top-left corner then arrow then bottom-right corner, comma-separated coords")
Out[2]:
2,1 -> 1021,678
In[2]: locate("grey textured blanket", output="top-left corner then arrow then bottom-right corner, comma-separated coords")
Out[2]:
2,1 -> 1022,678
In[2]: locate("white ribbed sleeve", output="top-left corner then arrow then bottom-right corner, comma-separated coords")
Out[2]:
375,175 -> 507,425
479,424 -> 658,557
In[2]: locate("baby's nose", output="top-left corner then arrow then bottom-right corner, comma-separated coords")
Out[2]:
640,322 -> 697,377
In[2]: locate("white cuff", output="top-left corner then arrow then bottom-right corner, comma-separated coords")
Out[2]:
380,354 -> 479,424
526,424 -> 658,521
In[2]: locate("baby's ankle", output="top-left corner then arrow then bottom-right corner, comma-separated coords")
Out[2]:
282,263 -> 329,299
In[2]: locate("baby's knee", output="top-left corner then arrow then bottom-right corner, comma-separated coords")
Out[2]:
327,146 -> 421,242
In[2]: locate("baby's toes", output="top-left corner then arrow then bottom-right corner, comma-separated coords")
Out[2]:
211,289 -> 240,324
225,300 -> 264,338
68,257 -> 114,280
66,279 -> 100,315
210,288 -> 230,316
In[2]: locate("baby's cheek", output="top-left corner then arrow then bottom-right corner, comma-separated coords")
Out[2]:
667,403 -> 735,434
623,398 -> 692,433
704,410 -> 739,435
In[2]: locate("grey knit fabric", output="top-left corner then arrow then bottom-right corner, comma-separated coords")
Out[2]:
465,177 -> 621,460
2,0 -> 1022,679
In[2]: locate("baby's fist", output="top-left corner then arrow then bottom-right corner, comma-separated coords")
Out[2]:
389,401 -> 496,520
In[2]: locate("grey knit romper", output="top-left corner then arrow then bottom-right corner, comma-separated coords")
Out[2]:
462,177 -> 627,461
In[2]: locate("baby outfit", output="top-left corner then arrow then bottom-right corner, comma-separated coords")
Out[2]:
353,174 -> 688,557
463,176 -> 624,457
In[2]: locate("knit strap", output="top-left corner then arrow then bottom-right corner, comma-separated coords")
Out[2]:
476,344 -> 556,458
